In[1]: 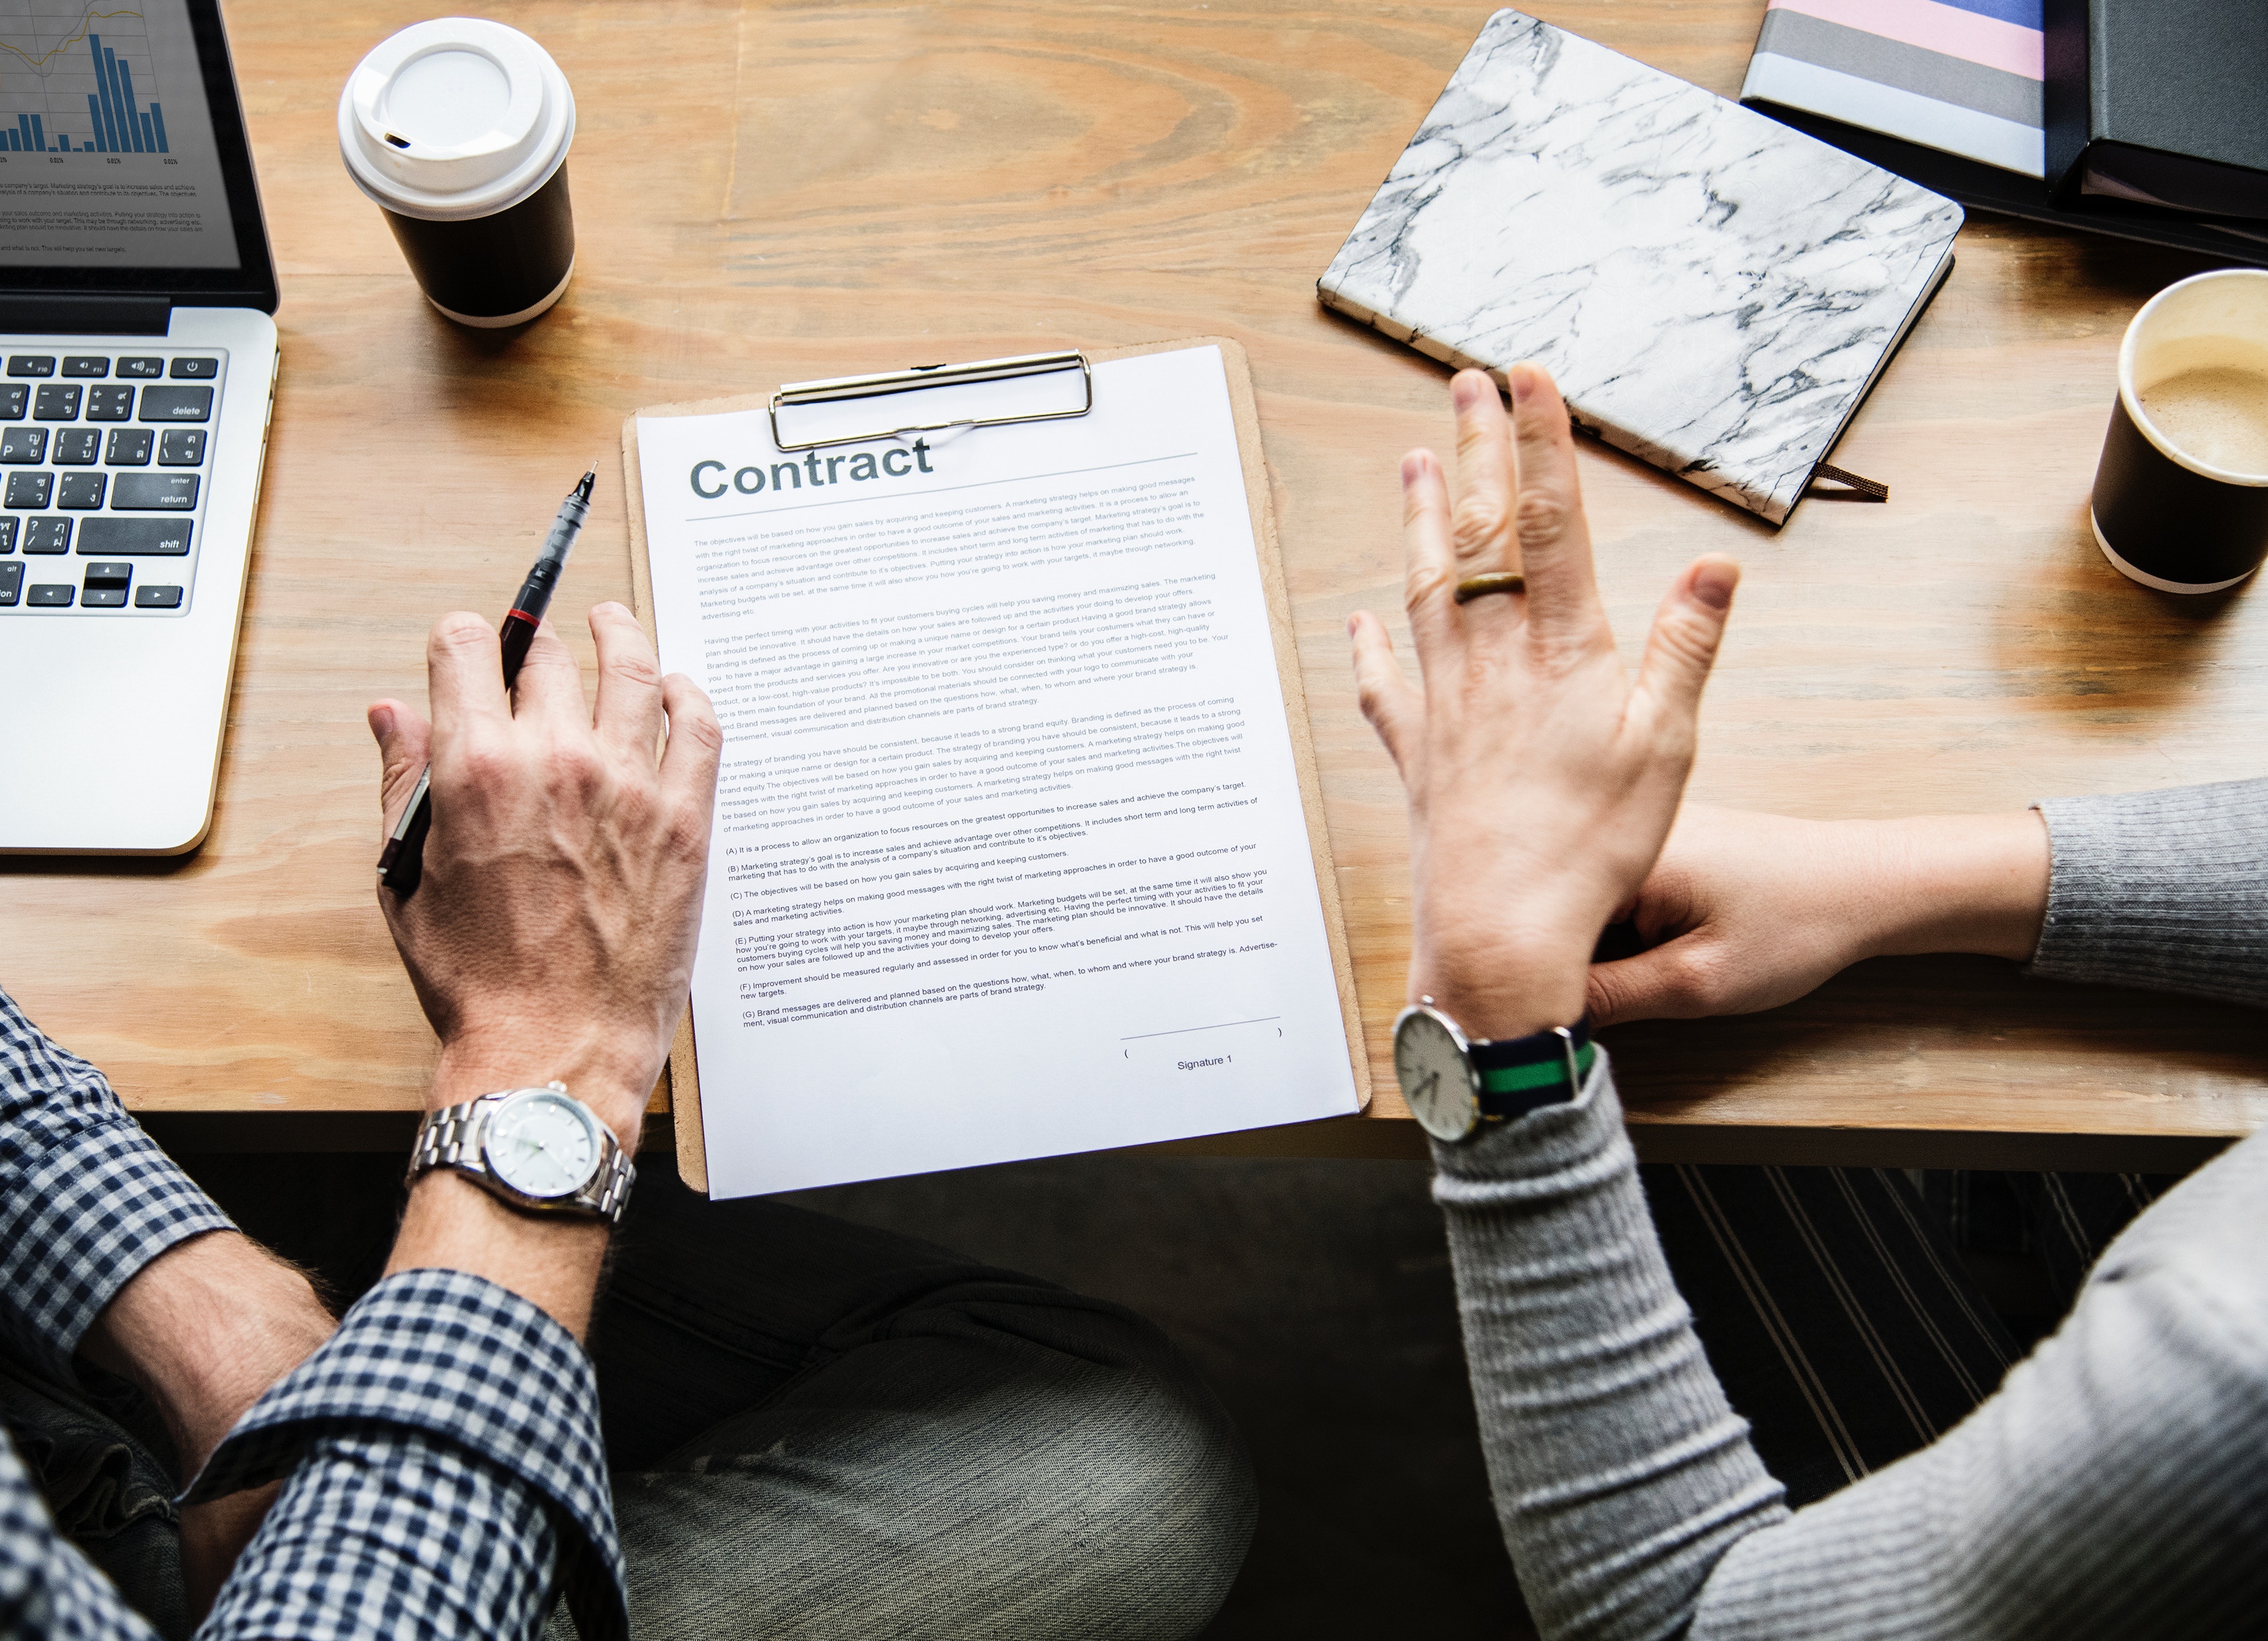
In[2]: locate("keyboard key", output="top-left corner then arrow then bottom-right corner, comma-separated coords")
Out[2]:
105,429 -> 153,466
61,356 -> 109,378
27,583 -> 72,607
110,473 -> 197,510
0,429 -> 46,464
137,385 -> 211,423
7,356 -> 55,378
32,385 -> 81,421
82,561 -> 129,607
86,385 -> 134,422
169,357 -> 220,379
134,583 -> 182,609
0,562 -> 18,604
53,429 -> 98,465
77,517 -> 188,556
0,386 -> 25,421
23,518 -> 71,553
116,356 -> 163,378
158,429 -> 205,467
58,473 -> 105,509
5,471 -> 52,508
0,518 -> 15,552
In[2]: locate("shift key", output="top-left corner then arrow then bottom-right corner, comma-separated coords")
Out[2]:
111,473 -> 198,510
77,518 -> 192,556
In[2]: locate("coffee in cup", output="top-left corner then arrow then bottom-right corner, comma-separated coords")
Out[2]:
2137,361 -> 2268,478
338,18 -> 577,328
2090,269 -> 2268,592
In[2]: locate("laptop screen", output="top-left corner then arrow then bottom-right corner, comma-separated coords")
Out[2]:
0,0 -> 275,307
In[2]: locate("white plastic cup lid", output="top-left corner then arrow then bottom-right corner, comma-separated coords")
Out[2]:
338,17 -> 575,222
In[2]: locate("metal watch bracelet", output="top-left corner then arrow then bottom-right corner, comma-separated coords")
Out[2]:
408,1085 -> 635,1226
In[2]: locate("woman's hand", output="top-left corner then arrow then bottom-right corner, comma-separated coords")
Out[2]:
1349,365 -> 1739,1042
1585,805 -> 2051,1026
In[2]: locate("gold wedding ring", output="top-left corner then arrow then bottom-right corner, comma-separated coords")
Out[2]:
1453,572 -> 1528,605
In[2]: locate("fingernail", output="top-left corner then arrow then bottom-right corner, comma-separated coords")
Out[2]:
369,704 -> 395,740
1451,372 -> 1487,410
1346,614 -> 1360,639
1692,560 -> 1739,611
1509,362 -> 1537,404
1401,451 -> 1426,486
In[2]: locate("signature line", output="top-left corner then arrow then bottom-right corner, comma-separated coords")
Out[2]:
1120,1016 -> 1280,1042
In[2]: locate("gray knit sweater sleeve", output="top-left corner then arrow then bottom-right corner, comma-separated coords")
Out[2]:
1437,1053 -> 2268,1640
2031,777 -> 2268,1004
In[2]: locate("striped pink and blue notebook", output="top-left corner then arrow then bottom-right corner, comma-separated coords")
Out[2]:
1742,0 -> 2043,177
1739,0 -> 2267,265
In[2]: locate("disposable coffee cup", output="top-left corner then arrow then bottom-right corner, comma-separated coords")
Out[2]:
2090,269 -> 2268,593
338,18 -> 577,328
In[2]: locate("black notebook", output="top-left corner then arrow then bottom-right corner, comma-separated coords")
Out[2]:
2044,0 -> 2268,217
1741,0 -> 2268,268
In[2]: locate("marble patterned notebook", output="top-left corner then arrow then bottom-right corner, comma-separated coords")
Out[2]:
1318,9 -> 1964,524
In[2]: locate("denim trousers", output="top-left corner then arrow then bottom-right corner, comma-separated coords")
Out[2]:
565,1168 -> 1257,1636
1,1163 -> 1257,1640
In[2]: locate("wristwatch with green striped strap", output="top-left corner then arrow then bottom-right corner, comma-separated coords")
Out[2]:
1391,1000 -> 1595,1143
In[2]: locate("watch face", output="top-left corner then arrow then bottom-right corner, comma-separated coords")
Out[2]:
484,1091 -> 601,1200
1395,1008 -> 1479,1141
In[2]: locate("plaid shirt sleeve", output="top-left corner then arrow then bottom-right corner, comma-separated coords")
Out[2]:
0,988 -> 626,1639
184,1268 -> 627,1641
0,986 -> 234,1381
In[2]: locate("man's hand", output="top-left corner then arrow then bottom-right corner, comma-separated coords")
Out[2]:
1586,805 -> 2051,1026
1348,365 -> 1739,1043
367,601 -> 721,1148
369,600 -> 718,1337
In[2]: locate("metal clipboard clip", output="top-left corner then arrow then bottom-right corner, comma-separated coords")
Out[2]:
768,350 -> 1094,453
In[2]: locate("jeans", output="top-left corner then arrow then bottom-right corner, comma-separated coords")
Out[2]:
4,1160 -> 1255,1640
0,1355 -> 191,1639
569,1168 -> 1256,1637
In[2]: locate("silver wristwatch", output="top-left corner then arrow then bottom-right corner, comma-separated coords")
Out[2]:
408,1081 -> 635,1225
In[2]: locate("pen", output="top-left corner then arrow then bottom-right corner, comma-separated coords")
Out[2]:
378,464 -> 598,898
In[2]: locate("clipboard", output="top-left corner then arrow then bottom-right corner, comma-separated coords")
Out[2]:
621,336 -> 1370,1193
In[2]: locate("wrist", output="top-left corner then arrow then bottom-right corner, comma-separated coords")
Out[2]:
388,1171 -> 609,1339
1859,812 -> 2051,963
432,1034 -> 654,1150
1411,949 -> 1590,1043
1408,853 -> 1611,1040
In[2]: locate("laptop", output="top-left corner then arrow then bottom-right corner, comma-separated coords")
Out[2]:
0,0 -> 277,855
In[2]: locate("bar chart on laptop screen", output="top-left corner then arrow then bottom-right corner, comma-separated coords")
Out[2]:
0,7 -> 171,156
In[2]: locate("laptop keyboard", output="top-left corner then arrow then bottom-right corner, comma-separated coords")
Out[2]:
0,349 -> 221,617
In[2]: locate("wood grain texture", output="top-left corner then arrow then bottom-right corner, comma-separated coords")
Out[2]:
3,0 -> 2261,1165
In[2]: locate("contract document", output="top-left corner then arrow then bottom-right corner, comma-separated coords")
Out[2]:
629,341 -> 1364,1197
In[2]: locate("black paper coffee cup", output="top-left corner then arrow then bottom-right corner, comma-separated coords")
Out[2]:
338,19 -> 577,328
2090,270 -> 2268,593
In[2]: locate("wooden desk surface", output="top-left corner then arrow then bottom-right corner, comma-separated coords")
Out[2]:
4,0 -> 2262,1169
